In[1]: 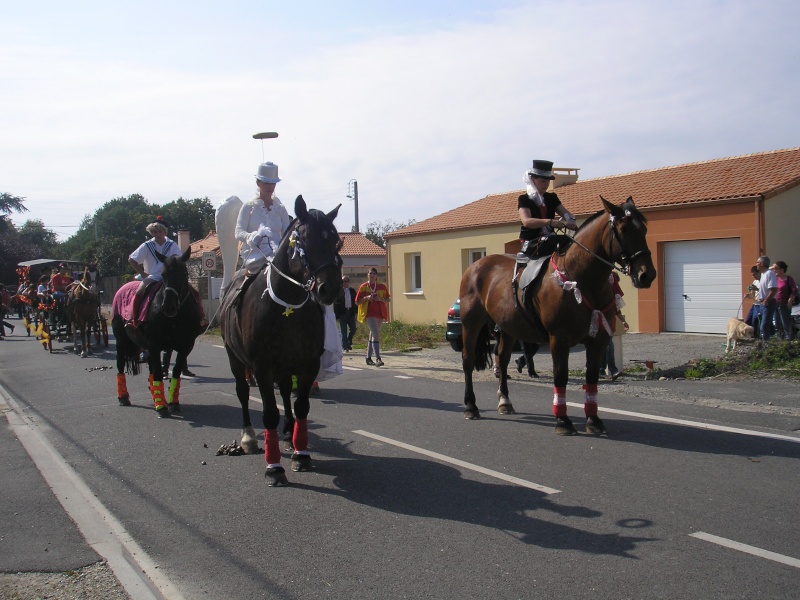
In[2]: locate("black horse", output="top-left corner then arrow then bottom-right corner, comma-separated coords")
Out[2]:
219,195 -> 342,487
111,247 -> 201,416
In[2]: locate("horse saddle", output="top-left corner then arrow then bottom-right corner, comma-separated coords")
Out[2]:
517,255 -> 549,291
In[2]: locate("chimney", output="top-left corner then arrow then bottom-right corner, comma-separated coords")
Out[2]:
177,229 -> 191,252
550,167 -> 579,190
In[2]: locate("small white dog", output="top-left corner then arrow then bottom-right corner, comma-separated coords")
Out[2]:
726,318 -> 755,352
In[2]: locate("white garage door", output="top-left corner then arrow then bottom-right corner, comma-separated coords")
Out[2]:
664,239 -> 742,334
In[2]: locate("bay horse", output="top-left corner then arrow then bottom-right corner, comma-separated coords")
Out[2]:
459,196 -> 656,435
111,246 -> 202,416
218,195 -> 342,487
67,277 -> 98,357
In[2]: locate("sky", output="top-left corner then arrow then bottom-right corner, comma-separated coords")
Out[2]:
2,0 -> 799,241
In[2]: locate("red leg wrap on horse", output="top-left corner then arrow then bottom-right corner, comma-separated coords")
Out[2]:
552,386 -> 567,417
264,429 -> 282,465
582,383 -> 598,417
116,373 -> 128,398
292,418 -> 308,452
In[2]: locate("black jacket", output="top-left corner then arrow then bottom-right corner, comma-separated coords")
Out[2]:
333,286 -> 357,320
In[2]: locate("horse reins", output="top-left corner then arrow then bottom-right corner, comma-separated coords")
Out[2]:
558,214 -> 650,276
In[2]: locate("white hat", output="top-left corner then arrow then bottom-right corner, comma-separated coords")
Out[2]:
256,162 -> 281,183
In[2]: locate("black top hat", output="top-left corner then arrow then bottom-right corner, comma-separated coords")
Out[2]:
528,159 -> 555,180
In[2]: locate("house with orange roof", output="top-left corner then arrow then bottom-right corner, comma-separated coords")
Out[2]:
385,147 -> 800,334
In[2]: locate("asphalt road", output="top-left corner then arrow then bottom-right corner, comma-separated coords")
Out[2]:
1,324 -> 799,599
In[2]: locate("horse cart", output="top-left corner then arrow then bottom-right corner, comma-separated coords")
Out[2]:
16,258 -> 107,353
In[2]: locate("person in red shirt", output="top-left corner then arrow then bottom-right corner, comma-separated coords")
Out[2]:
355,267 -> 390,366
50,263 -> 73,295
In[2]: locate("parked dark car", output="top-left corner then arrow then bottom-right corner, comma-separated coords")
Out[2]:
446,298 -> 523,352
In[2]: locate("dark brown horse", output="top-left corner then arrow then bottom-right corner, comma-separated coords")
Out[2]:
219,195 -> 342,487
111,247 -> 201,416
459,196 -> 656,435
67,277 -> 98,357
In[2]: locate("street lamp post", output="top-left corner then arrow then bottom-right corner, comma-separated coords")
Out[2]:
347,179 -> 359,233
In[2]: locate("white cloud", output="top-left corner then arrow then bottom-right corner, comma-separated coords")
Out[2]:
2,0 -> 799,239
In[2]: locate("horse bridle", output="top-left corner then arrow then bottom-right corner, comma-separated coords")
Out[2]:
163,280 -> 191,309
262,225 -> 342,311
560,214 -> 651,276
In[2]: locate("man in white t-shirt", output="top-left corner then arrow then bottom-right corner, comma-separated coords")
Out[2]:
125,216 -> 182,332
756,255 -> 778,340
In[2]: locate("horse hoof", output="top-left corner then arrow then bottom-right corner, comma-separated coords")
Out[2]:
291,453 -> 313,472
586,416 -> 607,435
168,402 -> 181,415
155,407 -> 170,418
265,466 -> 289,487
498,403 -> 516,415
555,417 -> 577,436
463,406 -> 481,420
118,396 -> 131,407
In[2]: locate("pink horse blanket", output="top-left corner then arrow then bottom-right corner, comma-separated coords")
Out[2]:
112,280 -> 162,322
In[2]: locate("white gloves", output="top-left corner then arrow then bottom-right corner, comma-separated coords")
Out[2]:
257,224 -> 272,239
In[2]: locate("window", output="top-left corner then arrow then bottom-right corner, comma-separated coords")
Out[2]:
409,252 -> 422,292
468,249 -> 486,265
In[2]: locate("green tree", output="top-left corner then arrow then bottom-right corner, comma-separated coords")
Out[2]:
0,193 -> 42,283
0,192 -> 28,235
18,219 -> 59,254
160,197 -> 216,241
364,219 -> 416,249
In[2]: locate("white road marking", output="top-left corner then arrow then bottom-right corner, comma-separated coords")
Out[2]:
690,532 -> 800,568
566,402 -> 800,443
353,429 -> 560,494
343,365 -> 361,371
395,375 -> 413,379
0,386 -> 183,600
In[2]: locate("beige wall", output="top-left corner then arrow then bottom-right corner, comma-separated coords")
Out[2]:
387,225 -> 519,324
764,186 -> 800,278
387,222 -> 641,329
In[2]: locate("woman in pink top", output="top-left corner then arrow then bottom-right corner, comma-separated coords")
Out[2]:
771,261 -> 797,340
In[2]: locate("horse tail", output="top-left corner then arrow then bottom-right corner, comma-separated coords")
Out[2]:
473,323 -> 494,372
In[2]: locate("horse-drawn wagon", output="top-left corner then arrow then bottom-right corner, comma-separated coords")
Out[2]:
16,258 -> 108,354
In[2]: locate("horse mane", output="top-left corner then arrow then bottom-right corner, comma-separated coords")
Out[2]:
577,198 -> 648,232
283,208 -> 343,253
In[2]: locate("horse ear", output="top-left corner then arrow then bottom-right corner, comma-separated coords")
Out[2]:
600,195 -> 624,218
295,195 -> 309,222
181,246 -> 191,262
328,203 -> 342,221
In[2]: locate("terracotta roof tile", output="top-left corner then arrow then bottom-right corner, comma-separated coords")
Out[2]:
388,147 -> 800,238
188,230 -> 385,258
189,231 -> 221,259
339,232 -> 386,256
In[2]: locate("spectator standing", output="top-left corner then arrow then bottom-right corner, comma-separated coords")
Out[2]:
771,260 -> 797,340
355,267 -> 390,366
756,256 -> 778,341
0,284 -> 14,338
744,265 -> 761,330
600,272 -> 628,380
334,275 -> 357,352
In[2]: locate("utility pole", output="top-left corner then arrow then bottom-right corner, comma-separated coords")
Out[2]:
347,179 -> 359,233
